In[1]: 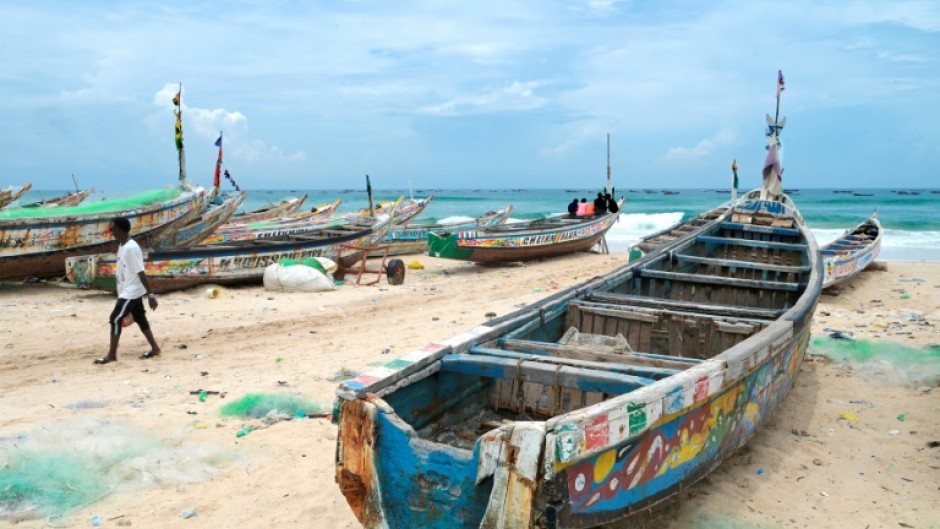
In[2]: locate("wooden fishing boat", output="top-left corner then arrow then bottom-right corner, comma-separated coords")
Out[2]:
355,196 -> 433,226
426,207 -> 619,263
66,213 -> 395,294
18,188 -> 93,209
335,75 -> 818,529
151,191 -> 247,249
229,194 -> 308,223
821,213 -> 881,289
0,184 -> 32,210
202,199 -> 383,246
373,204 -> 513,257
0,186 -> 205,280
334,187 -> 820,528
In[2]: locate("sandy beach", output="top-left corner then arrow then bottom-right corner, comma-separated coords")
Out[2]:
0,253 -> 938,529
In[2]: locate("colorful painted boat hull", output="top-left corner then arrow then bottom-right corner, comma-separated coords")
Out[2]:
821,215 -> 881,288
67,215 -> 393,293
201,199 -> 341,245
0,183 -> 32,210
334,187 -> 821,529
0,186 -> 205,280
229,194 -> 308,223
427,212 -> 618,263
373,205 -> 513,257
18,189 -> 93,209
151,191 -> 247,249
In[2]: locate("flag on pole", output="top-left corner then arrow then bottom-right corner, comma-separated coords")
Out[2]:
777,70 -> 785,97
213,132 -> 223,190
731,159 -> 738,191
173,91 -> 183,151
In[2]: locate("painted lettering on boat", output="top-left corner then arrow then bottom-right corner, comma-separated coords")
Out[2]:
216,249 -> 332,270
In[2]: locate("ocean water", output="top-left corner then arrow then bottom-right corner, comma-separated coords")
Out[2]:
15,187 -> 940,261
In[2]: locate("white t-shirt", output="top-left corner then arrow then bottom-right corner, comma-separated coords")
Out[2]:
116,238 -> 148,300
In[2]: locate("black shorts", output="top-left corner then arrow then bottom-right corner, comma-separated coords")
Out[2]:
109,297 -> 150,336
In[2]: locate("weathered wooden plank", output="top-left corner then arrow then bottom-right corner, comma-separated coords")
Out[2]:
697,235 -> 807,252
440,354 -> 655,393
469,346 -> 682,380
675,253 -> 809,274
497,338 -> 700,369
637,269 -> 801,291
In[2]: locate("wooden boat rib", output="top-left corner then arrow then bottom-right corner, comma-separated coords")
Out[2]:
333,187 -> 821,528
0,185 -> 206,280
66,212 -> 395,294
427,206 -> 620,263
821,213 -> 882,288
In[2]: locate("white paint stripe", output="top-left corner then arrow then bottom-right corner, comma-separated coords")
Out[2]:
112,299 -> 132,336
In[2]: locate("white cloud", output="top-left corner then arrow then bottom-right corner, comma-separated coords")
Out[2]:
660,129 -> 735,164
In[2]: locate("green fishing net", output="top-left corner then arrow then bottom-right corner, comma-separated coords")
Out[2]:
809,337 -> 940,387
219,393 -> 327,419
0,418 -> 226,522
0,188 -> 186,220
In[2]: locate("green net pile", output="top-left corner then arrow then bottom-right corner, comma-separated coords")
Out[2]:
0,188 -> 187,220
809,337 -> 940,387
219,393 -> 327,419
0,418 -> 226,522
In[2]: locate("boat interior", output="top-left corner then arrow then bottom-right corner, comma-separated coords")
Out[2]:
821,221 -> 879,255
381,210 -> 814,451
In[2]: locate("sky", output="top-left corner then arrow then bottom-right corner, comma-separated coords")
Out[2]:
1,1 -> 938,191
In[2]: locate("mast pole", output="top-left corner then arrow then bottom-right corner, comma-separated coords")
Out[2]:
606,133 -> 612,195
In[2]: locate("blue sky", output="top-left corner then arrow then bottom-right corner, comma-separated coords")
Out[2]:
2,1 -> 938,190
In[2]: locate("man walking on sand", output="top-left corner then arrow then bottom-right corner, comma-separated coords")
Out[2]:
94,216 -> 161,365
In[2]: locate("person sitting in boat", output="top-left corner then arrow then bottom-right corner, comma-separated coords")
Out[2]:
576,198 -> 589,217
594,193 -> 608,216
606,193 -> 620,214
568,198 -> 579,218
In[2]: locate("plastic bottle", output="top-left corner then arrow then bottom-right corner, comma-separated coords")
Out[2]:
91,514 -> 101,527
236,426 -> 253,437
198,390 -> 208,402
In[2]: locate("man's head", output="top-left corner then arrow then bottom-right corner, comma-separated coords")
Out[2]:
110,216 -> 131,240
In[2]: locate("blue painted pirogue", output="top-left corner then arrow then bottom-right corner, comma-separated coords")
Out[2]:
426,205 -> 620,263
334,76 -> 819,529
0,185 -> 205,280
820,213 -> 882,289
334,187 -> 820,528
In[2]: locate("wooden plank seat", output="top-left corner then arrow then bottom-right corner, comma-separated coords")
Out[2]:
468,345 -> 682,380
718,221 -> 802,238
696,235 -> 807,252
587,292 -> 786,320
635,268 -> 801,291
671,253 -> 810,274
439,353 -> 655,394
495,337 -> 701,370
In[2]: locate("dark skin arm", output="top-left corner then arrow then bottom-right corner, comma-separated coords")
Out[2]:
138,271 -> 158,310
